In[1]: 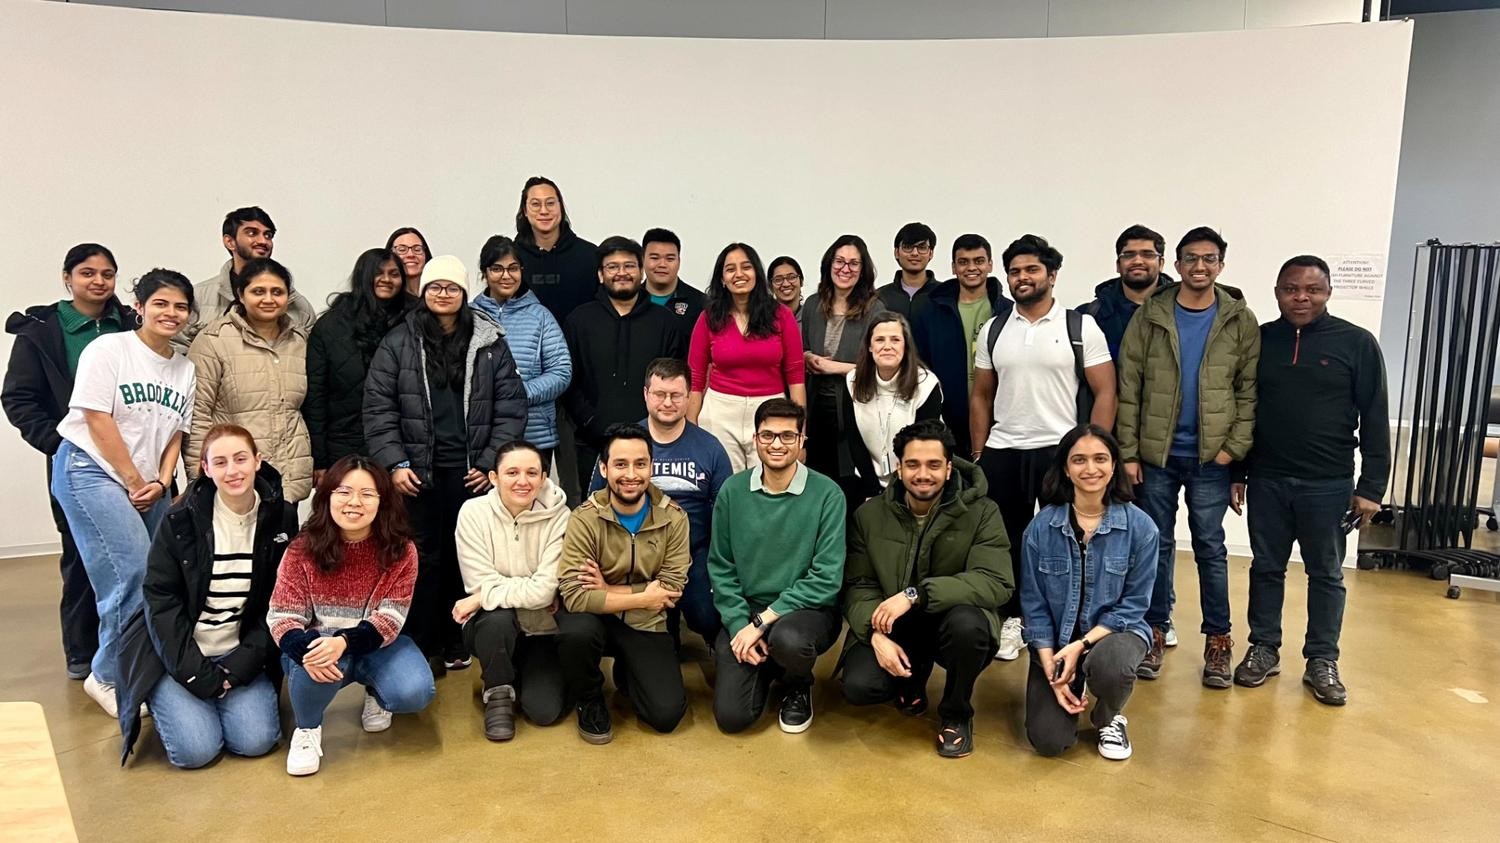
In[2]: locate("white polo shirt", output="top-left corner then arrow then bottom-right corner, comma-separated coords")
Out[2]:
973,299 -> 1110,450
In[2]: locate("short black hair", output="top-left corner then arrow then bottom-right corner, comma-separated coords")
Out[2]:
493,439 -> 543,471
222,206 -> 275,240
894,222 -> 936,250
1176,227 -> 1228,261
1278,254 -> 1331,282
1002,234 -> 1062,273
601,422 -> 653,463
1040,424 -> 1135,505
596,236 -> 644,271
1114,224 -> 1165,257
643,357 -> 690,386
641,228 -> 681,251
951,233 -> 991,260
754,397 -> 806,432
893,419 -> 954,463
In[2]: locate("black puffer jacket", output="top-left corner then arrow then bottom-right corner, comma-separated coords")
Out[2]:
363,309 -> 528,483
115,463 -> 300,764
304,295 -> 403,469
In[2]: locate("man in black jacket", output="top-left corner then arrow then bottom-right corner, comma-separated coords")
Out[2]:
1080,224 -> 1176,360
3,247 -> 135,679
877,222 -> 940,322
642,227 -> 705,331
1231,255 -> 1389,706
563,236 -> 689,492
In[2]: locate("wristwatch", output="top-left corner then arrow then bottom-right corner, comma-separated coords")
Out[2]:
751,612 -> 765,629
903,586 -> 920,605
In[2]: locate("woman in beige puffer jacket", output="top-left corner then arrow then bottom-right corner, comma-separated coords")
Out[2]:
186,258 -> 313,502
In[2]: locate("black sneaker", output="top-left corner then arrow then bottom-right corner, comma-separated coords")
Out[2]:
1303,658 -> 1348,706
66,661 -> 90,681
779,686 -> 813,733
443,649 -> 472,671
895,679 -> 928,716
1233,644 -> 1281,687
576,697 -> 614,744
936,718 -> 973,758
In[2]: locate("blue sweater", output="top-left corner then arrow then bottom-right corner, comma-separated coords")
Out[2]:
471,289 -> 571,448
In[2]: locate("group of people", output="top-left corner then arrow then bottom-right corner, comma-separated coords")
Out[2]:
1,174 -> 1390,776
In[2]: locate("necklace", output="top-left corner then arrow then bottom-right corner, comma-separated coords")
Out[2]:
1071,503 -> 1105,518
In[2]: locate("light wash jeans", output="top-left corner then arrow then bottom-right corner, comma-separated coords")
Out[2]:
283,635 -> 435,728
147,670 -> 280,769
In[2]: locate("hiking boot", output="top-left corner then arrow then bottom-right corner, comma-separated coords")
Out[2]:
1303,658 -> 1348,706
1136,627 -> 1166,680
1233,644 -> 1281,687
576,696 -> 613,745
483,685 -> 516,741
1202,634 -> 1234,689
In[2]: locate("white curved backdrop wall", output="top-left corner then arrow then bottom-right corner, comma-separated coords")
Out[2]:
0,0 -> 1411,557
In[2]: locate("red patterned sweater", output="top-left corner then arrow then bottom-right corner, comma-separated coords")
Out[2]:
267,536 -> 417,661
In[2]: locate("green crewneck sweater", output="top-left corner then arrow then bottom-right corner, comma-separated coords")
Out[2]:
707,462 -> 846,635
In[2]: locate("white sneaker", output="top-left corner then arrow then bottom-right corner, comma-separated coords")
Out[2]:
995,617 -> 1023,661
1164,620 -> 1179,648
83,673 -> 119,718
286,727 -> 323,776
1098,714 -> 1132,761
361,692 -> 393,733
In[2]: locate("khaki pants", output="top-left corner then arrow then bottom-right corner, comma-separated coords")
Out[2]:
698,389 -> 781,473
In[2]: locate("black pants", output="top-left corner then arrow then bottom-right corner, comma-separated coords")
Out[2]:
462,608 -> 567,725
1025,633 -> 1147,757
712,607 -> 841,733
407,466 -> 477,659
555,609 -> 687,732
554,405 -> 581,505
49,462 -> 98,668
979,445 -> 1055,617
1247,475 -> 1353,660
842,605 -> 995,720
573,441 -> 600,504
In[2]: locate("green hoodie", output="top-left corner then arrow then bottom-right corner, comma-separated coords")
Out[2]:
842,458 -> 1013,644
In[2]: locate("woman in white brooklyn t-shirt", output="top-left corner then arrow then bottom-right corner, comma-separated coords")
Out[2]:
52,269 -> 197,718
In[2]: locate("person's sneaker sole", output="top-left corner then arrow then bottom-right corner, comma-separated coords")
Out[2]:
1234,664 -> 1281,688
1202,674 -> 1232,690
287,761 -> 320,776
579,726 -> 614,745
1135,662 -> 1162,681
66,663 -> 89,681
779,713 -> 813,734
444,658 -> 472,671
1303,676 -> 1348,706
1098,742 -> 1133,761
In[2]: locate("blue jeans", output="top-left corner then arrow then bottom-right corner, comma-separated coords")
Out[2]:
147,670 -> 280,769
1137,456 -> 1232,635
676,552 -> 722,644
1246,475 -> 1353,661
283,635 -> 435,728
50,440 -> 167,685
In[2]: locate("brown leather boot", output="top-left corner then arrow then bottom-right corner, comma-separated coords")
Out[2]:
1136,626 -> 1166,680
1202,633 -> 1234,689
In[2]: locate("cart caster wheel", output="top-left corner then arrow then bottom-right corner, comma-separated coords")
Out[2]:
1487,517 -> 1497,531
1446,585 -> 1461,599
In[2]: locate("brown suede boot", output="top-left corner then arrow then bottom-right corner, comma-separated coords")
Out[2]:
1136,626 -> 1166,680
1202,633 -> 1234,689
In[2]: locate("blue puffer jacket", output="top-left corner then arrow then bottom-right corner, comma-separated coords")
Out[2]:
472,289 -> 571,448
1019,502 -> 1158,651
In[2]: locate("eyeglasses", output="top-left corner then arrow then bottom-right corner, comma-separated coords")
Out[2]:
771,274 -> 801,286
1118,250 -> 1161,262
756,430 -> 802,445
331,487 -> 380,504
897,243 -> 933,256
1180,254 -> 1222,266
526,199 -> 559,211
603,262 -> 640,274
393,244 -> 426,256
486,263 -> 522,277
647,390 -> 686,404
832,258 -> 863,271
425,284 -> 464,297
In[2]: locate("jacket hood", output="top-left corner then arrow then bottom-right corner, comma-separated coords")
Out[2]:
1090,276 -> 1178,317
485,478 -> 569,525
6,298 -> 133,337
517,229 -> 581,255
883,455 -> 988,509
1141,280 -> 1247,324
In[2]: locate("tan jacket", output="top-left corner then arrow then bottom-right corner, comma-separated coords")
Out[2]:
558,484 -> 691,632
175,260 -> 318,353
186,311 -> 313,502
455,480 -> 570,634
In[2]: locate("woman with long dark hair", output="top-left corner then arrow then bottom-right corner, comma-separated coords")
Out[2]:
52,269 -> 197,717
840,314 -> 943,502
803,234 -> 887,491
363,256 -> 527,671
269,456 -> 435,776
305,248 -> 407,484
386,227 -> 432,302
115,424 -> 299,768
471,235 -> 571,469
1020,424 -> 1157,761
186,257 -> 312,502
686,243 -> 806,471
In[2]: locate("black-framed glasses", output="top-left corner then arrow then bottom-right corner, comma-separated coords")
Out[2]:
1118,250 -> 1161,261
486,263 -> 523,277
771,274 -> 802,286
898,243 -> 933,256
393,244 -> 426,256
756,430 -> 802,445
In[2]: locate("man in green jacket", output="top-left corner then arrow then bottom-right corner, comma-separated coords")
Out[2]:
842,420 -> 1013,758
1116,226 -> 1260,689
708,398 -> 845,735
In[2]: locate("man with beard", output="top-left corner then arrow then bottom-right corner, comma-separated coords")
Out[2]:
179,206 -> 315,351
641,228 -> 705,331
707,399 -> 845,734
556,423 -> 691,743
562,236 -> 689,493
877,222 -> 940,322
970,234 -> 1114,662
1081,225 -> 1176,359
841,420 -> 1011,758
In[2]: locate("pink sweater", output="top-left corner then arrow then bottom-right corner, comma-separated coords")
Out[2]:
688,305 -> 805,396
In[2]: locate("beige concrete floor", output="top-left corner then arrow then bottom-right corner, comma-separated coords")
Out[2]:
2,551 -> 1498,843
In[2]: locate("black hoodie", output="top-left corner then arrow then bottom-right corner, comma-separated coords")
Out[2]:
516,230 -> 599,324
562,288 -> 689,446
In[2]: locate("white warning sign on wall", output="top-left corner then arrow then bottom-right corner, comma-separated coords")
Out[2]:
1327,254 -> 1386,301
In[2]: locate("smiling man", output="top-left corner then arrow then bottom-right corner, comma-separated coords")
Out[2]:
641,228 -> 704,330
179,206 -> 315,351
1081,224 -> 1177,360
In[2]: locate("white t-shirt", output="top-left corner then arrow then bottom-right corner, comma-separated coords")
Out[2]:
56,332 -> 196,485
974,299 -> 1110,450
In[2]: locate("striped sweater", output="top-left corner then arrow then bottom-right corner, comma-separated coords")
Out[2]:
267,536 -> 417,661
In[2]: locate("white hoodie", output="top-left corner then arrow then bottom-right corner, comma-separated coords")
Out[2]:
455,479 -> 570,634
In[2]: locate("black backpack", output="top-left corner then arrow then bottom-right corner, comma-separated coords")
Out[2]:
983,308 -> 1094,425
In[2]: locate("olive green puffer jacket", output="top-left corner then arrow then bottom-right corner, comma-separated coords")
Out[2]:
1116,284 -> 1260,467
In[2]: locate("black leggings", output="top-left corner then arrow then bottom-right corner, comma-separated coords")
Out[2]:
406,466 -> 478,659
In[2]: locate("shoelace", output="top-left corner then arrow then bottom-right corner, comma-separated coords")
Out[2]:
293,731 -> 321,754
1099,719 -> 1127,745
1309,660 -> 1341,685
1246,647 -> 1277,671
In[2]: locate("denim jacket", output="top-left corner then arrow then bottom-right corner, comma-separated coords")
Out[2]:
1019,502 -> 1158,650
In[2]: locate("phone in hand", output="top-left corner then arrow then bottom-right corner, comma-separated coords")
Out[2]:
1340,509 -> 1361,535
1052,658 -> 1065,681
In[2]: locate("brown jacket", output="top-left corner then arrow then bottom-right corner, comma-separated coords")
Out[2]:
557,484 -> 690,632
186,312 -> 312,502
